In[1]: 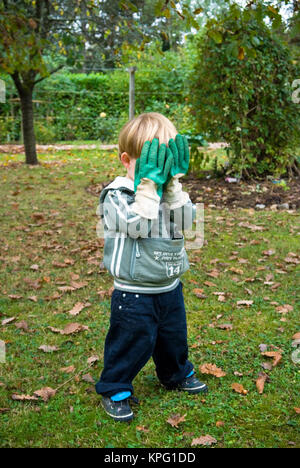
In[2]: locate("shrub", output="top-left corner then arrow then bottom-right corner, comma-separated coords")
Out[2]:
190,4 -> 300,178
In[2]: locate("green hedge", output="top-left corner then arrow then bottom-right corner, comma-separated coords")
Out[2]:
0,66 -> 194,143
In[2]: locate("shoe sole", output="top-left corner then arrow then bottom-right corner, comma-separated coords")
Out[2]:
180,384 -> 208,394
101,403 -> 134,422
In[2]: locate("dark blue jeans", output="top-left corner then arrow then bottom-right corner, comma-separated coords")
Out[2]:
95,280 -> 194,398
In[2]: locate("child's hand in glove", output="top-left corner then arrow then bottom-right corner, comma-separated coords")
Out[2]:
162,134 -> 190,209
134,138 -> 173,198
163,134 -> 190,190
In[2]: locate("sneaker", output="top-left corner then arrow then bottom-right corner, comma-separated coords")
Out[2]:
101,396 -> 137,422
178,374 -> 208,394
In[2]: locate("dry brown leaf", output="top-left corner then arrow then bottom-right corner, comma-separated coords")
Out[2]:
68,302 -> 91,316
15,320 -> 30,332
1,317 -> 16,326
62,323 -> 89,335
204,281 -> 217,287
231,383 -> 248,395
191,435 -> 217,446
261,351 -> 282,367
294,408 -> 300,414
136,425 -> 150,433
58,286 -> 75,292
292,332 -> 300,340
28,296 -> 38,302
262,249 -> 275,256
38,345 -> 59,353
48,326 -> 63,334
256,372 -> 268,394
237,300 -> 253,306
216,421 -> 225,427
60,365 -> 75,374
12,394 -> 39,402
82,374 -> 95,384
87,355 -> 99,365
48,323 -> 89,335
33,387 -> 56,402
70,281 -> 88,290
193,288 -> 207,299
276,304 -> 293,314
217,323 -> 233,330
167,413 -> 187,428
199,363 -> 226,378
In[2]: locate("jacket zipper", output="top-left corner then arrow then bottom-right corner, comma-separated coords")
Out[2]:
136,241 -> 141,258
129,239 -> 140,279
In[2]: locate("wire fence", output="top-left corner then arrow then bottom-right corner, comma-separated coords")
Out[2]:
0,68 -> 192,144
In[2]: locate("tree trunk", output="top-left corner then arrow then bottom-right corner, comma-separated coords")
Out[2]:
19,88 -> 38,165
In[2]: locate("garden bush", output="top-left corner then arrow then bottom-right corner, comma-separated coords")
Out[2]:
190,4 -> 300,178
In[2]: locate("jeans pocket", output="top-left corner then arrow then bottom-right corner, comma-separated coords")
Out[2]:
111,291 -> 140,330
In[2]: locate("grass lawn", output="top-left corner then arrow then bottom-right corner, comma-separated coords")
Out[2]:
0,148 -> 299,448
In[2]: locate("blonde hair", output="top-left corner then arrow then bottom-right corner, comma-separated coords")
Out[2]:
118,112 -> 177,160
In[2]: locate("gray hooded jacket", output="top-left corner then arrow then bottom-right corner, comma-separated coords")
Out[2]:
97,176 -> 196,294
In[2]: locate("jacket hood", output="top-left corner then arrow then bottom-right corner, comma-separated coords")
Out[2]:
99,176 -> 134,205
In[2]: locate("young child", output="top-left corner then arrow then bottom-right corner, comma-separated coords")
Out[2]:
95,112 -> 207,422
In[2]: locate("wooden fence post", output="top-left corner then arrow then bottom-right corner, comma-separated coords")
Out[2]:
128,67 -> 137,120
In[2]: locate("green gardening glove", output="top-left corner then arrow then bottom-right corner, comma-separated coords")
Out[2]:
134,138 -> 173,198
163,134 -> 190,191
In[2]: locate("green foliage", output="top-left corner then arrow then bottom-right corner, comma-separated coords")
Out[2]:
0,45 -> 200,143
190,3 -> 300,177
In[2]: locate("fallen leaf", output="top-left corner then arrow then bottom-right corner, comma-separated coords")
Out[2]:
256,372 -> 268,394
199,363 -> 226,377
259,344 -> 268,353
237,300 -> 253,306
38,345 -> 59,353
47,323 -> 89,335
12,394 -> 39,402
33,387 -> 56,402
62,323 -> 89,335
191,435 -> 217,446
261,362 -> 273,371
15,320 -> 29,332
82,374 -> 95,384
28,296 -> 38,302
167,413 -> 187,428
136,425 -> 150,433
217,323 -> 233,330
87,355 -> 99,365
231,383 -> 248,395
60,365 -> 75,374
193,288 -> 207,299
47,326 -> 63,334
276,304 -> 293,314
216,421 -> 225,427
261,351 -> 282,367
68,302 -> 91,316
262,249 -> 275,256
1,317 -> 16,326
292,332 -> 300,340
294,408 -> 300,414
